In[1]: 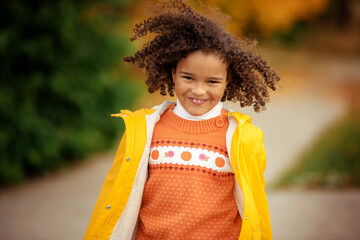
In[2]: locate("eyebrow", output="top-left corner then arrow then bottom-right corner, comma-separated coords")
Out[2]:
179,71 -> 194,76
179,71 -> 224,80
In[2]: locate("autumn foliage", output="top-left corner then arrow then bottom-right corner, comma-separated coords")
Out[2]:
129,0 -> 329,36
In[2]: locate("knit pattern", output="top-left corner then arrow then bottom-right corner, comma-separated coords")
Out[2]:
149,145 -> 233,173
137,107 -> 242,239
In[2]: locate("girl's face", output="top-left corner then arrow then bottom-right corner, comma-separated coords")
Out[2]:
172,50 -> 228,116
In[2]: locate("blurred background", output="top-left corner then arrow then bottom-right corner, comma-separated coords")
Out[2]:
0,0 -> 359,239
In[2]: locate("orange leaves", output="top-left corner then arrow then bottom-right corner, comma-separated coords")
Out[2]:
129,0 -> 329,37
203,0 -> 330,36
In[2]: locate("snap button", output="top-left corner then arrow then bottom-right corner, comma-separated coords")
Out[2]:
235,166 -> 238,170
215,119 -> 224,128
126,157 -> 130,162
240,120 -> 244,123
106,205 -> 111,210
245,216 -> 248,220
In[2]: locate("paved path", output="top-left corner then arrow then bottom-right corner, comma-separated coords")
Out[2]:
1,50 -> 359,240
224,89 -> 345,185
268,188 -> 360,240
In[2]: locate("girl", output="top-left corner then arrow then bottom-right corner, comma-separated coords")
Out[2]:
84,0 -> 280,239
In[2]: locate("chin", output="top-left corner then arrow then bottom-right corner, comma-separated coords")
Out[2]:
189,109 -> 207,116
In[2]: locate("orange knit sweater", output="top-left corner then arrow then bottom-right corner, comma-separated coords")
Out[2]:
137,107 -> 242,239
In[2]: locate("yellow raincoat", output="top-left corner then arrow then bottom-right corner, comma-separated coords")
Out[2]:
84,101 -> 272,240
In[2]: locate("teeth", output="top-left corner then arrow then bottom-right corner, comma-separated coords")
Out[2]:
191,98 -> 205,104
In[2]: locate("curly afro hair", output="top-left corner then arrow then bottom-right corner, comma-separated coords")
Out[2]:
124,0 -> 280,112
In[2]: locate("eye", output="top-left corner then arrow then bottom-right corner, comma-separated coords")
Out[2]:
208,80 -> 220,84
182,76 -> 193,80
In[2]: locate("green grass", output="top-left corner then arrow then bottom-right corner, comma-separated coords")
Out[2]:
277,108 -> 360,188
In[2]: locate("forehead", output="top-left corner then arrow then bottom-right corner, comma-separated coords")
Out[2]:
176,50 -> 228,74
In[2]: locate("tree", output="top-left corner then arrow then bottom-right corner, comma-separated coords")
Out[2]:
0,0 -> 142,184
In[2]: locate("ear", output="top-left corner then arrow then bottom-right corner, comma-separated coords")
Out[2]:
171,68 -> 176,82
225,72 -> 231,86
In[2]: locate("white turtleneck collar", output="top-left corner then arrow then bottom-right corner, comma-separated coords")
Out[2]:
173,99 -> 223,121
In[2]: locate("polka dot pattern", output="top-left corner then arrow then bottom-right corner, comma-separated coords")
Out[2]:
137,107 -> 242,239
137,164 -> 242,239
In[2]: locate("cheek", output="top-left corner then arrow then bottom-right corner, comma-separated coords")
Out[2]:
173,80 -> 185,96
213,85 -> 227,100
219,83 -> 227,96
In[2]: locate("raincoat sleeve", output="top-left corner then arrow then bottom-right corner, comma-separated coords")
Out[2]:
250,129 -> 272,239
84,131 -> 127,238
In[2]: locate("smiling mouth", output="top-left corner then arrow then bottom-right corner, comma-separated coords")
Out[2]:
189,98 -> 206,105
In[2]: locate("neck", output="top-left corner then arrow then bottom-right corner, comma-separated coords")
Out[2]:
173,99 -> 223,121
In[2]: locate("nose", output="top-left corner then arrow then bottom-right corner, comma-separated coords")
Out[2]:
191,83 -> 206,96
